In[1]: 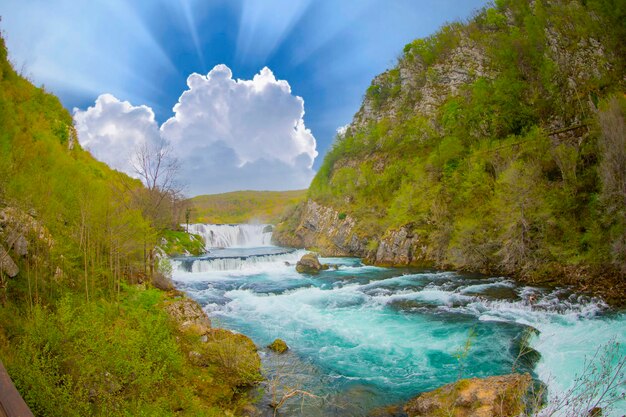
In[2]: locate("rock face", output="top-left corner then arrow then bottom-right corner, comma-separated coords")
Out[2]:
273,2 -> 624,276
352,38 -> 490,130
274,200 -> 364,257
404,374 -> 532,417
0,207 -> 55,278
152,271 -> 175,291
295,252 -> 329,274
374,227 -> 424,266
0,244 -> 19,277
274,200 -> 426,266
163,297 -> 211,335
267,338 -> 289,353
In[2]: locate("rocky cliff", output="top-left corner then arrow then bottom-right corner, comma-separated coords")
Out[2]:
0,207 -> 55,292
274,0 -> 626,294
274,199 -> 425,266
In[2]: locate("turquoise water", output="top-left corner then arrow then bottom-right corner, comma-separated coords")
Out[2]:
172,247 -> 626,416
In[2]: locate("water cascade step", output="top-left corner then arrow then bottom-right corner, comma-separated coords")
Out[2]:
187,223 -> 273,248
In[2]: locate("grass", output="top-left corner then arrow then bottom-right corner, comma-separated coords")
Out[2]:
189,190 -> 306,224
160,229 -> 205,256
0,285 -> 262,416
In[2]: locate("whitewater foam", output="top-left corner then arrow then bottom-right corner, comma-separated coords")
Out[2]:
170,245 -> 626,415
187,223 -> 273,248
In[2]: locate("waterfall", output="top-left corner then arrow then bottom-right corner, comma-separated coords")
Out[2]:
173,250 -> 304,274
187,223 -> 273,248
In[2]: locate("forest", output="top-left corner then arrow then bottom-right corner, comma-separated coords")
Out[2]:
0,36 -> 260,416
300,0 -> 626,297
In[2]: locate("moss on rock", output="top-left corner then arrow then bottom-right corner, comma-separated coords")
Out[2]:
267,338 -> 289,353
404,373 -> 532,417
295,252 -> 327,274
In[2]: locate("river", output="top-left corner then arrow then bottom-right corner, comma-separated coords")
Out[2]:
172,224 -> 626,416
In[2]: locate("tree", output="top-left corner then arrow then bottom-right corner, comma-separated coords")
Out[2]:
598,97 -> 626,275
128,140 -> 185,277
130,140 -> 183,229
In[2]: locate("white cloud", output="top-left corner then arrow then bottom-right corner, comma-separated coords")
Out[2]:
73,94 -> 161,175
73,65 -> 318,195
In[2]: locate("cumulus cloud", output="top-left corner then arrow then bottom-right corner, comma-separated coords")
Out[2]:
73,94 -> 161,175
73,65 -> 318,195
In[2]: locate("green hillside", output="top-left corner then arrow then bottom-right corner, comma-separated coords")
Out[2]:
276,0 -> 626,300
190,189 -> 306,224
0,36 -> 260,416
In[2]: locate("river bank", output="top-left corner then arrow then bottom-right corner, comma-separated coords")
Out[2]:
171,224 -> 626,416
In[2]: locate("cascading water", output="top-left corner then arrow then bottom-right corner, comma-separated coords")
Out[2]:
187,223 -> 273,248
171,237 -> 626,416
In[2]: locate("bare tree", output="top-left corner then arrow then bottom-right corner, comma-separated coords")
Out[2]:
132,140 -> 180,194
530,339 -> 626,417
128,140 -> 185,277
129,140 -> 186,229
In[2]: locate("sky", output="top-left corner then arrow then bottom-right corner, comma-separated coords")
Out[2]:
2,0 -> 487,196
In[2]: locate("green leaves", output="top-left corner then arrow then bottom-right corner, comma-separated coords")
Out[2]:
301,0 -> 625,279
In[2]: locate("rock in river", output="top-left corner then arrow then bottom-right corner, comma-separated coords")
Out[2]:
267,338 -> 289,353
295,252 -> 329,274
404,373 -> 532,417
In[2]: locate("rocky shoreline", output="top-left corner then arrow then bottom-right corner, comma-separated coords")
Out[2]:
273,199 -> 626,306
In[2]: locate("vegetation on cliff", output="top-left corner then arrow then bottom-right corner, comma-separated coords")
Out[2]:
159,229 -> 205,256
190,189 -> 306,224
0,35 -> 260,415
280,0 -> 626,294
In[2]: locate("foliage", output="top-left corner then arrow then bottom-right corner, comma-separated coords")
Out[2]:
0,34 -> 259,415
195,329 -> 262,388
304,0 -> 626,284
190,189 -> 306,224
0,287 -> 261,416
160,229 -> 205,256
597,96 -> 626,274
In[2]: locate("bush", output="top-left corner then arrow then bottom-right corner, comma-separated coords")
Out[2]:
1,288 -> 217,416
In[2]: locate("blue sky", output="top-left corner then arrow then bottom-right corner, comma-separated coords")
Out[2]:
2,0 -> 487,195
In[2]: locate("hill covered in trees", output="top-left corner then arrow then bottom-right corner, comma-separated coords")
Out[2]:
0,36 -> 260,415
189,189 -> 306,224
275,0 -> 626,302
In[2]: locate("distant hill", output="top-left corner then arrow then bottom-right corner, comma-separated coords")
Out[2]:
189,190 -> 307,224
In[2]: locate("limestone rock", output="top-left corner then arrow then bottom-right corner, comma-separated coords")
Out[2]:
152,271 -> 175,291
295,252 -> 328,274
267,338 -> 289,353
0,207 -> 54,250
274,200 -> 424,267
273,199 -> 368,257
0,244 -> 19,278
404,373 -> 532,417
163,297 -> 211,335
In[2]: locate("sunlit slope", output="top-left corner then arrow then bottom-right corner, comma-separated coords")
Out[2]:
277,0 -> 626,297
189,189 -> 306,224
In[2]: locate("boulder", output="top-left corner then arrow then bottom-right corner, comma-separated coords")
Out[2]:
0,244 -> 19,278
404,373 -> 532,417
152,271 -> 175,291
295,252 -> 329,274
163,297 -> 211,335
267,338 -> 289,353
6,231 -> 28,256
